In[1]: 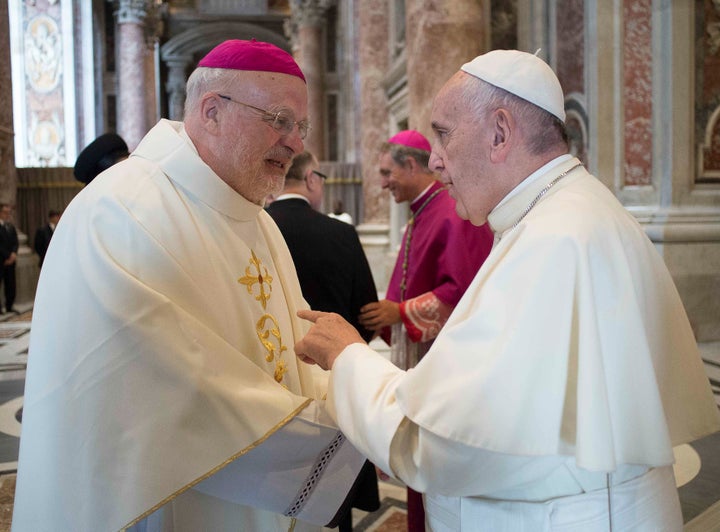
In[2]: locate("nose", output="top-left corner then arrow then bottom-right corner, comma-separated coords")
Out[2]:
429,150 -> 443,172
282,129 -> 304,154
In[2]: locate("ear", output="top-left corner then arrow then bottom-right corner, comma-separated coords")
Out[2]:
305,169 -> 319,191
198,93 -> 223,134
405,155 -> 420,174
489,108 -> 513,163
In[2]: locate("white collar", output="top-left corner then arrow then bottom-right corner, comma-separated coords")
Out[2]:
274,193 -> 310,204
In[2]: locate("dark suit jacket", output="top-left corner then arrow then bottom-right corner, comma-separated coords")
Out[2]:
0,222 -> 18,263
267,198 -> 378,341
34,224 -> 54,266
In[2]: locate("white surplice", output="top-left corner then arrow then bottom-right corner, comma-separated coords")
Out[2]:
12,120 -> 364,532
324,157 -> 720,530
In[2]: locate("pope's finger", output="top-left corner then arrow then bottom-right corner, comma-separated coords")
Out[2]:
297,309 -> 329,323
296,353 -> 317,365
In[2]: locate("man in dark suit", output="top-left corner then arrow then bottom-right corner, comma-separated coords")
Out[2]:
34,209 -> 61,268
266,151 -> 380,531
267,151 -> 378,342
0,204 -> 19,313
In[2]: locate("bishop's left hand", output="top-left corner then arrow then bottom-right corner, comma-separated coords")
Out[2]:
295,310 -> 365,370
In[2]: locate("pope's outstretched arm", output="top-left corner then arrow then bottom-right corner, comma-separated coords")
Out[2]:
295,310 -> 572,498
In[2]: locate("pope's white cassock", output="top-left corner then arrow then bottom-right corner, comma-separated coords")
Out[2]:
12,119 -> 367,532
324,156 -> 720,530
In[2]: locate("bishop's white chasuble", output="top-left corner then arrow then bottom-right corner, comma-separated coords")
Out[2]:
12,120 -> 365,532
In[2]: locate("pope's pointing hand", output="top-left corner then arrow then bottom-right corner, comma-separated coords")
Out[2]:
295,310 -> 365,370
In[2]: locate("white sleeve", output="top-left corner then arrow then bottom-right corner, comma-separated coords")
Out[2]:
326,343 -> 407,476
189,400 -> 367,527
327,344 -> 568,498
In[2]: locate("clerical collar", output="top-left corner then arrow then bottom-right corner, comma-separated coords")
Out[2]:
410,182 -> 436,210
494,154 -> 573,210
274,193 -> 310,204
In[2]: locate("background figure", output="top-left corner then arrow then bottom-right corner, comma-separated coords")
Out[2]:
357,130 -> 493,531
0,204 -> 18,314
73,132 -> 129,184
13,39 -> 368,532
295,50 -> 720,531
267,151 -> 377,341
328,199 -> 353,224
34,209 -> 61,267
266,150 -> 380,531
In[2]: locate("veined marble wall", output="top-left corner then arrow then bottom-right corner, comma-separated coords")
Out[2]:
697,0 -> 720,181
547,0 -> 720,343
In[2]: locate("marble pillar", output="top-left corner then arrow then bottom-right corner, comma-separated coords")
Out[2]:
166,59 -> 189,121
0,1 -> 17,207
117,0 -> 149,150
405,0 -> 485,136
358,0 -> 390,225
356,0 -> 392,290
288,0 -> 328,160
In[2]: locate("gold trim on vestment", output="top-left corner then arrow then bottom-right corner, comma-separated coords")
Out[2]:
120,398 -> 313,531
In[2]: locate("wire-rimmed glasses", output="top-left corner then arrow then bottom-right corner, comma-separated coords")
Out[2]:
217,94 -> 311,140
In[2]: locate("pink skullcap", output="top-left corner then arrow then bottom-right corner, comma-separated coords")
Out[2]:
387,130 -> 431,152
198,39 -> 306,83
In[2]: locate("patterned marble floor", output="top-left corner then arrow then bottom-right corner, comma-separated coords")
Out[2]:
0,313 -> 718,531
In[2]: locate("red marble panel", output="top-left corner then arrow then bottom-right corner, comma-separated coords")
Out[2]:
556,0 -> 584,96
623,0 -> 653,186
698,0 -> 720,179
704,119 -> 720,172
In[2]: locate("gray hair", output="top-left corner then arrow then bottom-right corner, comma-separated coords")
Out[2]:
459,75 -> 568,155
379,142 -> 432,171
184,67 -> 238,117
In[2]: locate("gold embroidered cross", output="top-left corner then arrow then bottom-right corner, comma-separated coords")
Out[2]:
238,250 -> 273,309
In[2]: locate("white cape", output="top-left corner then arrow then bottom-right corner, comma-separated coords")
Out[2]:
396,158 -> 719,471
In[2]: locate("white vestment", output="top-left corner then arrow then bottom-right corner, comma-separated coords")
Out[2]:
325,157 -> 720,530
12,120 -> 365,532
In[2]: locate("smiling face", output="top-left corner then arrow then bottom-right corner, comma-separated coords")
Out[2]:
428,73 -> 509,225
202,71 -> 308,204
378,150 -> 420,204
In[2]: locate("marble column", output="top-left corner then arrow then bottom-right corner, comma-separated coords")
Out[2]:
143,3 -> 165,131
116,0 -> 149,150
358,0 -> 390,225
166,59 -> 189,121
356,0 -> 391,289
288,0 -> 329,160
405,0 -> 485,135
0,0 -> 17,207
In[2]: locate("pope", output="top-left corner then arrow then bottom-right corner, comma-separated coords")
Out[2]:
295,50 -> 720,530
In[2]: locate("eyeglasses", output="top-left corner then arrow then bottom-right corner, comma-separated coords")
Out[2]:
312,170 -> 327,180
217,94 -> 311,140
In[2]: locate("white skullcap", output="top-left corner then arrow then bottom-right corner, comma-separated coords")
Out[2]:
461,50 -> 566,122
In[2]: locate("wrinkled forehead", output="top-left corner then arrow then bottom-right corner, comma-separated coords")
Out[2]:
431,72 -> 468,120
232,70 -> 308,110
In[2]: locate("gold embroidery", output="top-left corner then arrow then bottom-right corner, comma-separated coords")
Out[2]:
257,313 -> 289,381
238,250 -> 273,309
239,250 -> 289,384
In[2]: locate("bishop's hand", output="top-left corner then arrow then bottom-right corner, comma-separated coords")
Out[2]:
295,310 -> 366,370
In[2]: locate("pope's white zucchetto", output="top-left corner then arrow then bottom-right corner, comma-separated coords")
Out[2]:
461,50 -> 566,122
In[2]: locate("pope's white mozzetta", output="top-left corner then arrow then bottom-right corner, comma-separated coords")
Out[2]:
323,157 -> 720,530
